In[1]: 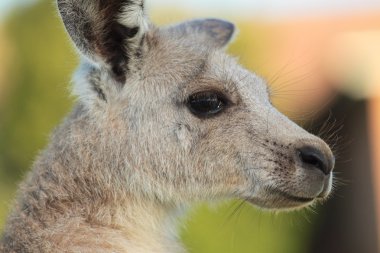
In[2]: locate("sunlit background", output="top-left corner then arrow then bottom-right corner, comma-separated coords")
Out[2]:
0,0 -> 380,252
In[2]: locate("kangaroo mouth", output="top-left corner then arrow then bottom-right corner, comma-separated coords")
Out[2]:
266,187 -> 315,203
246,186 -> 316,209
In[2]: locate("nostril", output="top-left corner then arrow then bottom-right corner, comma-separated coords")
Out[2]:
299,151 -> 324,170
298,146 -> 332,175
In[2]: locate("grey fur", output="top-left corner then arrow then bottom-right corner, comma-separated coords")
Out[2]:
0,0 -> 334,252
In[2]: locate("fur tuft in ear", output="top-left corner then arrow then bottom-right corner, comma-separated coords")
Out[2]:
57,0 -> 149,83
170,18 -> 236,48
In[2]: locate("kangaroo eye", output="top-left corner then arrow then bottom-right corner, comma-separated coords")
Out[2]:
187,91 -> 228,118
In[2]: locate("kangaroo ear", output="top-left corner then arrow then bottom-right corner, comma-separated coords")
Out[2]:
57,0 -> 148,83
171,19 -> 236,48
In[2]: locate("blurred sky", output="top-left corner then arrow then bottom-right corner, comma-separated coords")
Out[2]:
1,0 -> 380,21
0,0 -> 36,20
149,0 -> 380,18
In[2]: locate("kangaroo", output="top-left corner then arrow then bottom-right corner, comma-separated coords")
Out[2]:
0,0 -> 335,252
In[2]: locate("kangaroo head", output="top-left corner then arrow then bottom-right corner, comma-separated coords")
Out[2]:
58,0 -> 334,210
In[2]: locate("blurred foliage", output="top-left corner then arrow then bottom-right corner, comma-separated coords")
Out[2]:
0,0 -> 76,228
0,1 -> 319,252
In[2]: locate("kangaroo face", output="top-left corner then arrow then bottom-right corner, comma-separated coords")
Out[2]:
59,0 -> 334,210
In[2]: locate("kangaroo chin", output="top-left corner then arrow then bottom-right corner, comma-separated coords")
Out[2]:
0,0 -> 334,252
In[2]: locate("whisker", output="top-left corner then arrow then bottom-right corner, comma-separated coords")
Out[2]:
222,199 -> 248,227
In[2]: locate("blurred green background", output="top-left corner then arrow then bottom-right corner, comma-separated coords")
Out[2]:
0,1 -> 380,252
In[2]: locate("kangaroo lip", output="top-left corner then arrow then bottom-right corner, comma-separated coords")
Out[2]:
267,187 -> 315,203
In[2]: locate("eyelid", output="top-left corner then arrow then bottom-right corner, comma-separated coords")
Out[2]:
186,89 -> 231,105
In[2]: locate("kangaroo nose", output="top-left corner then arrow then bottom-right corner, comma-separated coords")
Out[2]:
297,146 -> 334,175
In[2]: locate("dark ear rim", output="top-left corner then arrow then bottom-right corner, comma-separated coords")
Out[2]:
190,18 -> 236,47
57,0 -> 148,83
169,18 -> 236,48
